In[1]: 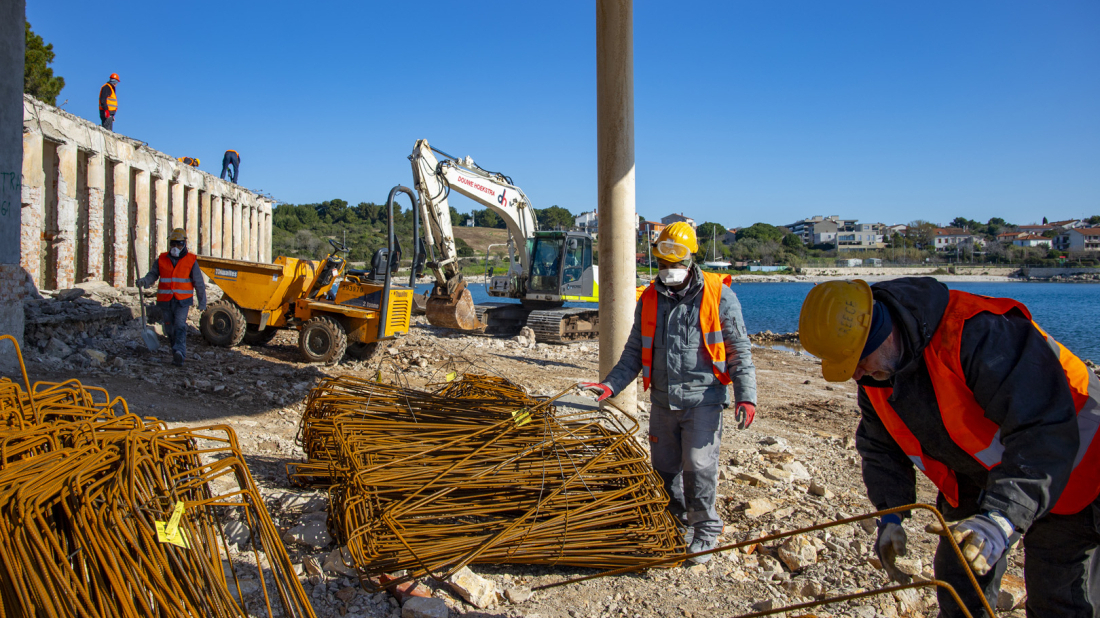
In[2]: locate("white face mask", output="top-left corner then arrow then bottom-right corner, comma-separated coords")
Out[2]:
658,268 -> 689,286
169,246 -> 182,257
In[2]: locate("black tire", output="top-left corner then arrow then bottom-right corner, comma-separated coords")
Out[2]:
201,300 -> 247,347
298,316 -> 347,364
243,324 -> 280,346
347,342 -> 381,362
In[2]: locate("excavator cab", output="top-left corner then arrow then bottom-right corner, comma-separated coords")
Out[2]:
525,231 -> 597,303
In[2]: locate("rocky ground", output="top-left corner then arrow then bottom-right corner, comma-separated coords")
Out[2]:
10,282 -> 1094,617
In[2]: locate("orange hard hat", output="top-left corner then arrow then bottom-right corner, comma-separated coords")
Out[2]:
109,73 -> 120,81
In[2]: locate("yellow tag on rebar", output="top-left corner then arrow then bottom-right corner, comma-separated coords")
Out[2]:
511,409 -> 531,426
376,370 -> 382,383
446,372 -> 457,382
155,501 -> 190,549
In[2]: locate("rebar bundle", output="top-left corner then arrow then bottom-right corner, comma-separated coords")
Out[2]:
0,336 -> 315,618
290,373 -> 683,582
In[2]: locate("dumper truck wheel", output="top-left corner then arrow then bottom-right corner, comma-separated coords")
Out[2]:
347,342 -> 381,363
201,300 -> 247,347
298,316 -> 347,364
243,324 -> 279,346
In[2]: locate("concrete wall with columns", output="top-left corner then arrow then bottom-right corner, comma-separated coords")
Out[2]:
1,0 -> 26,372
19,94 -> 273,290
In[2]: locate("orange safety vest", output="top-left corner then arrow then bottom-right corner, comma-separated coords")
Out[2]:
100,83 -> 117,113
156,252 -> 198,302
865,290 -> 1100,515
639,271 -> 734,390
226,149 -> 239,159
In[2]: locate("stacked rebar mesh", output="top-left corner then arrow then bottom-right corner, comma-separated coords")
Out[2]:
0,337 -> 315,618
290,374 -> 682,581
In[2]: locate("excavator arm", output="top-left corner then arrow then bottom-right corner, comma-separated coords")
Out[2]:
409,139 -> 539,329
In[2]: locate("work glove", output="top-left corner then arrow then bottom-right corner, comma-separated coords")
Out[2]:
579,382 -> 613,402
875,514 -> 911,584
734,402 -> 755,429
926,512 -> 1014,576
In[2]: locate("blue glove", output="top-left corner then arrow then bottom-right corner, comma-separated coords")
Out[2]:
926,512 -> 1014,576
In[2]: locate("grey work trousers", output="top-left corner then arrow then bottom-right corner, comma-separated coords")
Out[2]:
159,300 -> 191,359
936,494 -> 1100,618
648,403 -> 724,541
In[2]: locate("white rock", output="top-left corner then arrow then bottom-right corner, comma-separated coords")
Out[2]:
224,520 -> 251,550
780,461 -> 812,481
763,468 -> 793,483
447,566 -> 498,609
283,518 -> 332,549
778,536 -> 817,571
402,597 -> 448,618
744,498 -> 776,518
323,546 -> 358,577
84,349 -> 107,363
504,586 -> 533,604
46,337 -> 72,359
808,479 -> 834,498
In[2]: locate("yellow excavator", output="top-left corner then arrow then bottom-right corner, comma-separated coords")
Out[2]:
409,140 -> 600,343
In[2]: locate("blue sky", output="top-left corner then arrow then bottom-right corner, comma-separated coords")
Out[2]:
29,1 -> 1099,229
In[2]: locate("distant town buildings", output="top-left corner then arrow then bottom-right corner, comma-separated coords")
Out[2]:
1012,234 -> 1052,248
660,213 -> 696,229
1056,227 -> 1100,253
574,210 -> 598,233
934,227 -> 983,251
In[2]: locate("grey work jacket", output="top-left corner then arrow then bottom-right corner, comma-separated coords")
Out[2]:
603,265 -> 756,410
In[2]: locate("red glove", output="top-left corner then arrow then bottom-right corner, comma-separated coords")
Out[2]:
580,382 -> 613,402
734,402 -> 755,429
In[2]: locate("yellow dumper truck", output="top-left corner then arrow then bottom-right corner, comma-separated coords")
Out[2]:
198,188 -> 415,364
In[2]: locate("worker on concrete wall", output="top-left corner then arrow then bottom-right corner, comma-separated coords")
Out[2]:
220,149 -> 240,183
177,156 -> 200,167
136,228 -> 207,366
98,73 -> 119,130
581,221 -> 757,564
799,277 -> 1100,617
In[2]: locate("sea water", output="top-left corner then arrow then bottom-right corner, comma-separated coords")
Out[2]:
415,281 -> 1100,361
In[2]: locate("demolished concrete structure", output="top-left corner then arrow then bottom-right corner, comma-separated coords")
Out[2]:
19,94 -> 274,295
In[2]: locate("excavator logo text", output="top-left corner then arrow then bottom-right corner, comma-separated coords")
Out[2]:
497,190 -> 507,207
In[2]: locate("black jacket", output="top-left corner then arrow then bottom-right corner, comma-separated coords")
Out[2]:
855,277 -> 1080,531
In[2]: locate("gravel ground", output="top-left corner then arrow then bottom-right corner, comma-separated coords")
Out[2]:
3,284 -> 1063,618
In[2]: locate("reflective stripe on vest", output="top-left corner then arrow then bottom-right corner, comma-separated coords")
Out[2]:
639,271 -> 734,391
865,290 -> 1100,515
101,83 -> 117,113
156,252 -> 197,302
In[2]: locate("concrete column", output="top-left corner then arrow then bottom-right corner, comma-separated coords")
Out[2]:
1,0 -> 27,371
19,130 -> 43,288
171,182 -> 184,231
249,201 -> 259,260
199,191 -> 211,255
211,195 -> 223,257
54,143 -> 78,289
222,198 -> 232,259
133,170 -> 151,277
240,201 -> 252,261
232,199 -> 242,259
261,202 -> 271,262
154,177 -> 168,256
85,154 -> 105,281
110,162 -> 130,286
596,0 -> 637,416
185,186 -> 198,248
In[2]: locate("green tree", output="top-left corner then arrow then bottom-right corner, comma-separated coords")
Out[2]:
697,222 -> 727,242
474,208 -> 503,228
1088,216 -> 1100,225
455,237 -> 475,257
736,222 -> 785,243
906,220 -> 937,249
25,22 -> 65,106
535,205 -> 575,229
781,232 -> 804,252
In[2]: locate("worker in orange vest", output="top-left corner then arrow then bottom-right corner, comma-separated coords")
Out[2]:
220,149 -> 240,184
177,156 -> 200,167
800,278 -> 1100,617
581,222 -> 757,564
136,228 -> 207,366
98,73 -> 119,130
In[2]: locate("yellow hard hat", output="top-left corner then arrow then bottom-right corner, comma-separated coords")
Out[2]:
168,228 -> 187,242
798,279 -> 873,382
653,222 -> 698,262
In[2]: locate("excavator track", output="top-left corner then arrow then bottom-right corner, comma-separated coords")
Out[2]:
471,304 -> 599,343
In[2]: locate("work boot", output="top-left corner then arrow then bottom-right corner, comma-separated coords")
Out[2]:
679,525 -> 694,547
687,535 -> 717,564
172,351 -> 184,366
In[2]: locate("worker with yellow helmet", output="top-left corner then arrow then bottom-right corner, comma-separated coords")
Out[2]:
136,228 -> 207,366
799,277 -> 1100,616
581,221 -> 756,564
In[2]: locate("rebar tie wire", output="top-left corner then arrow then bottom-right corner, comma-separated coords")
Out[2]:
0,335 -> 316,618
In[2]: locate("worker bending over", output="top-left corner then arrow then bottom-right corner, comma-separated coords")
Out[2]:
799,277 -> 1100,617
582,222 -> 757,564
98,73 -> 119,130
177,156 -> 200,167
137,228 -> 207,366
220,149 -> 240,183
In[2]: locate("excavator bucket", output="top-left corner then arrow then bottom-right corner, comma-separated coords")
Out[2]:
425,287 -> 481,330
